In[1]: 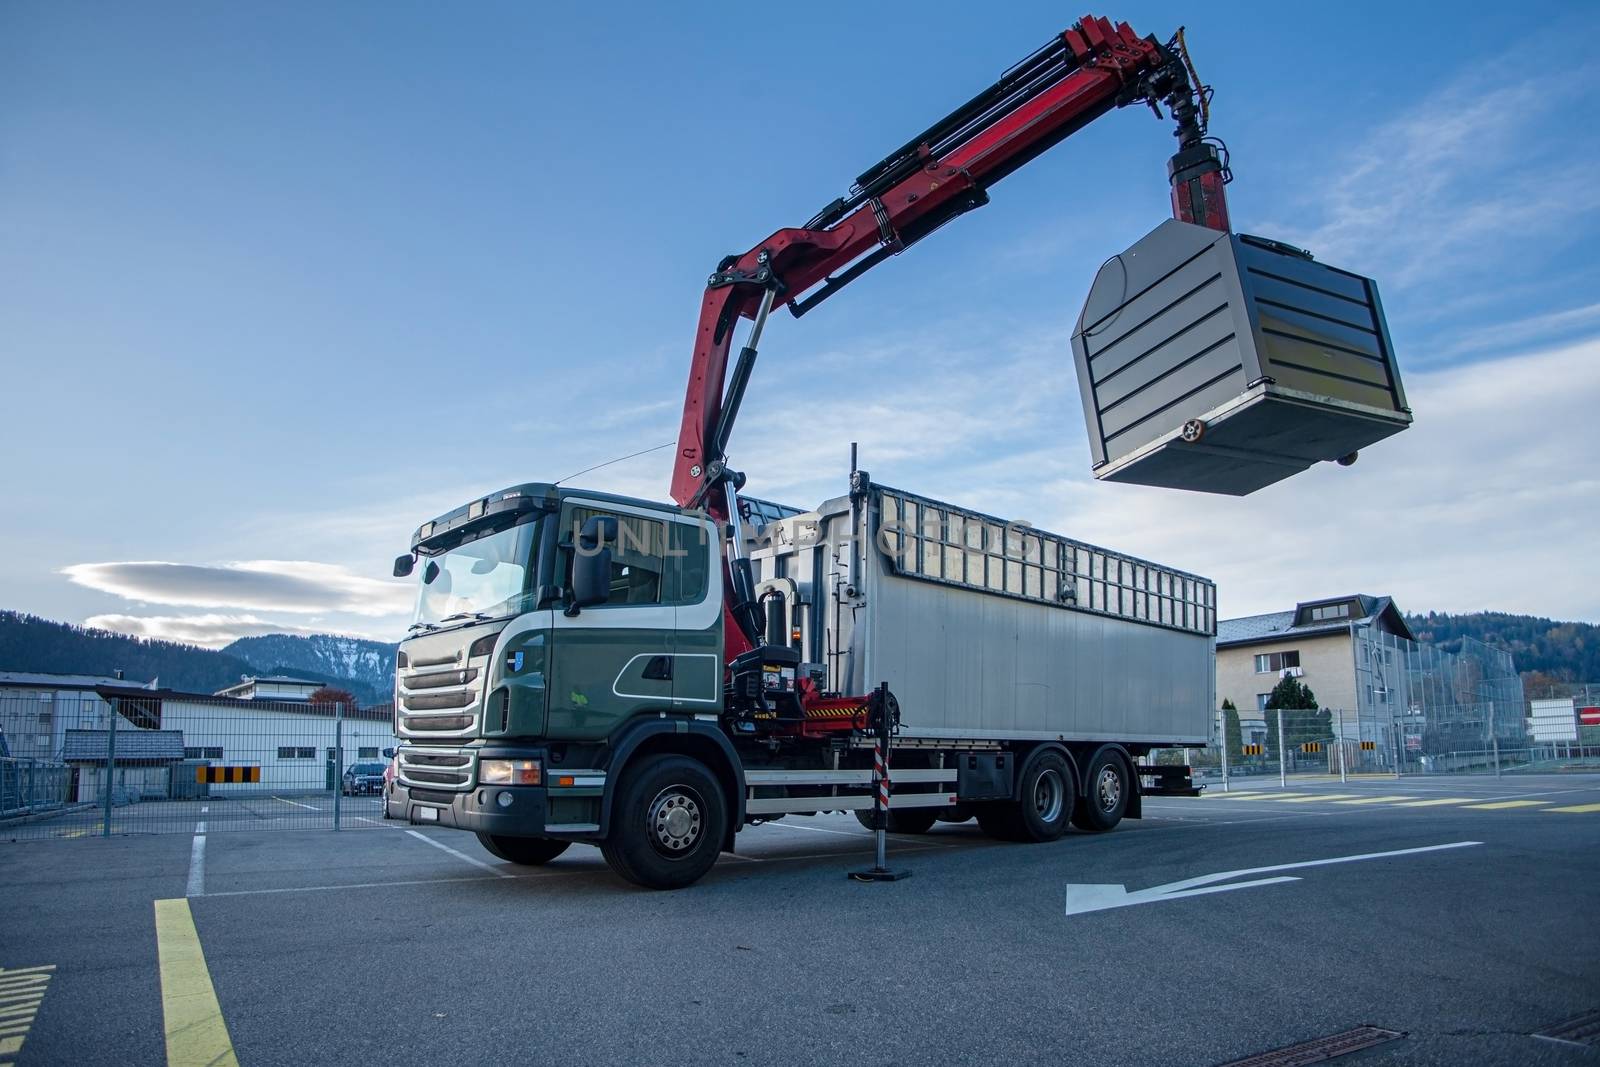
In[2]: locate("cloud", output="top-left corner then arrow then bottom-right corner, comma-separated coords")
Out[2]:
63,560 -> 412,617
83,613 -> 348,649
1260,73 -> 1600,296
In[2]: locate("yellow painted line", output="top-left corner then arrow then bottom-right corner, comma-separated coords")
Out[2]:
1332,795 -> 1414,805
1394,798 -> 1480,807
1463,800 -> 1547,810
1256,794 -> 1361,803
0,965 -> 53,1062
1546,802 -> 1600,813
154,899 -> 238,1067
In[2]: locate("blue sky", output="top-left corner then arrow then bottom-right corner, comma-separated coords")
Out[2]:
3,1 -> 1598,647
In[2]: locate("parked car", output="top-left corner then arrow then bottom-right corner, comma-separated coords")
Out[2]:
382,747 -> 400,818
342,762 -> 387,796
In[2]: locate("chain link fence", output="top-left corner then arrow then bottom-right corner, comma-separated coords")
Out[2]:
0,691 -> 399,840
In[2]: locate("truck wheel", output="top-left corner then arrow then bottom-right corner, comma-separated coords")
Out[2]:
601,754 -> 728,890
852,808 -> 939,834
977,753 -> 1072,842
1071,752 -> 1129,832
475,833 -> 571,865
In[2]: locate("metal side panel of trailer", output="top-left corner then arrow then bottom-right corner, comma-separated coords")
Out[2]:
749,484 -> 1216,747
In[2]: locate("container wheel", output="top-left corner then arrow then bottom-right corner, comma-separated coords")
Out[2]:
976,752 -> 1072,842
475,833 -> 571,865
600,754 -> 728,890
853,807 -> 939,834
1071,751 -> 1130,832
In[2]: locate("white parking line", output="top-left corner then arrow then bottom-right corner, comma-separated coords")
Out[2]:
272,796 -> 323,811
186,821 -> 207,897
405,829 -> 514,878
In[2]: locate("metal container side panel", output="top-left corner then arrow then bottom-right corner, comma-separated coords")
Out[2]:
862,558 -> 1212,744
1072,219 -> 1258,468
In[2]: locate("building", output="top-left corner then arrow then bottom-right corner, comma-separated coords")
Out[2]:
92,685 -> 397,797
0,670 -> 154,761
1217,595 -> 1414,719
212,676 -> 325,702
1217,594 -> 1525,769
62,728 -> 185,804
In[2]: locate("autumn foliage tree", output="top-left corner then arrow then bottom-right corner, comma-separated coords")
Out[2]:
309,686 -> 359,709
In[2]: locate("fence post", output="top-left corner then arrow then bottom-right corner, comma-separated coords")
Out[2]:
1219,708 -> 1230,793
1337,706 -> 1348,784
1277,709 -> 1286,788
102,702 -> 118,838
333,702 -> 343,831
1491,731 -> 1501,778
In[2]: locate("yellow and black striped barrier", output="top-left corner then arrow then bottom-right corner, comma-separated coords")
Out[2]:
1242,743 -> 1264,756
196,766 -> 261,784
1300,742 -> 1323,754
1360,740 -> 1377,751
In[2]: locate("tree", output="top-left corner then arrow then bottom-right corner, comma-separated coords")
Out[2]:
309,686 -> 359,709
1221,699 -> 1244,763
1264,677 -> 1332,754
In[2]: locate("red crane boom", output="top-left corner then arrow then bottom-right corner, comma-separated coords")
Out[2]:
668,14 -> 1231,658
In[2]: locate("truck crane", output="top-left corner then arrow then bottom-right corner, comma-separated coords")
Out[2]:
388,14 -> 1411,889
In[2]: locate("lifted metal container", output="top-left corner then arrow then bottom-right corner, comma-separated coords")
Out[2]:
1071,219 -> 1411,495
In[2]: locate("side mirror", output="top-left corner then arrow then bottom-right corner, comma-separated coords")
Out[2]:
569,515 -> 617,613
381,747 -> 396,759
393,554 -> 415,578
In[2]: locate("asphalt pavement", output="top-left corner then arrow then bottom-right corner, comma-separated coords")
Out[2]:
6,773 -> 1600,1066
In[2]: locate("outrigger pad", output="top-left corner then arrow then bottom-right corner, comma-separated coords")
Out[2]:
1071,220 -> 1412,496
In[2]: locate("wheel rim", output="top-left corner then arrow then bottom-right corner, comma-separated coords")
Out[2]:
1033,768 -> 1064,824
1097,766 -> 1122,813
647,785 -> 704,857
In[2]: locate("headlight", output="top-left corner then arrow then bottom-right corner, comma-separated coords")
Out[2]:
468,633 -> 498,658
479,759 -> 541,786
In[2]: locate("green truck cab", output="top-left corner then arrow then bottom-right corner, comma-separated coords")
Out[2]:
391,483 -> 738,886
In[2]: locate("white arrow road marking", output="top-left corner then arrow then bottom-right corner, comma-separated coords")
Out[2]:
1064,840 -> 1482,916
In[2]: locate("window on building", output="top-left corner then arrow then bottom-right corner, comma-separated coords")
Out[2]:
36,734 -> 50,747
358,747 -> 379,759
277,746 -> 315,759
184,747 -> 224,760
1310,603 -> 1351,621
1257,693 -> 1273,711
38,711 -> 51,725
1254,650 -> 1301,673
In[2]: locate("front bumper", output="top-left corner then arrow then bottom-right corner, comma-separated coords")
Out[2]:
394,779 -> 550,836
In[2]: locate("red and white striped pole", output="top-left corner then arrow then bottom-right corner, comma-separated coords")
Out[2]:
851,683 -> 910,882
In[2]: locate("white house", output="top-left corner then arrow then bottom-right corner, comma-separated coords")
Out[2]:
212,676 -> 325,702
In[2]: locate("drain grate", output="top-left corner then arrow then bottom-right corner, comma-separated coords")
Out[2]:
1534,1009 -> 1600,1047
1219,1026 -> 1405,1067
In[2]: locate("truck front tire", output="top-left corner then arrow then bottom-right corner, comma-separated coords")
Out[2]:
976,752 -> 1072,842
1071,752 -> 1129,832
475,833 -> 571,865
601,754 -> 728,890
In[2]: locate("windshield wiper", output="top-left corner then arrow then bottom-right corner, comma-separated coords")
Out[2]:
406,622 -> 439,634
438,611 -> 492,625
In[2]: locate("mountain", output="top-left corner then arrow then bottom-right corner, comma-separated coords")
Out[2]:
1406,611 -> 1600,698
0,611 -> 395,705
221,633 -> 396,702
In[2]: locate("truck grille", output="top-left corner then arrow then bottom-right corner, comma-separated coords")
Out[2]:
397,749 -> 474,791
397,666 -> 481,738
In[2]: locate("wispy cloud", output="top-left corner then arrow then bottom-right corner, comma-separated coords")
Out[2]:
82,613 -> 358,649
63,560 -> 412,617
1261,72 -> 1600,297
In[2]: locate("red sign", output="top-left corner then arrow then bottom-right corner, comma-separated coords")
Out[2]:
1580,706 -> 1600,726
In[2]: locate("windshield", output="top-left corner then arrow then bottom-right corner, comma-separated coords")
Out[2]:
412,519 -> 539,628
351,763 -> 385,774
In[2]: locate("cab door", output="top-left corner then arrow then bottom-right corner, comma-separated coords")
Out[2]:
546,501 -> 675,742
667,516 -> 723,712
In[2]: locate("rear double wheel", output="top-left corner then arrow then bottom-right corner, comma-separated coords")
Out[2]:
475,833 -> 571,865
1070,751 -> 1130,832
601,754 -> 728,890
976,752 -> 1072,842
